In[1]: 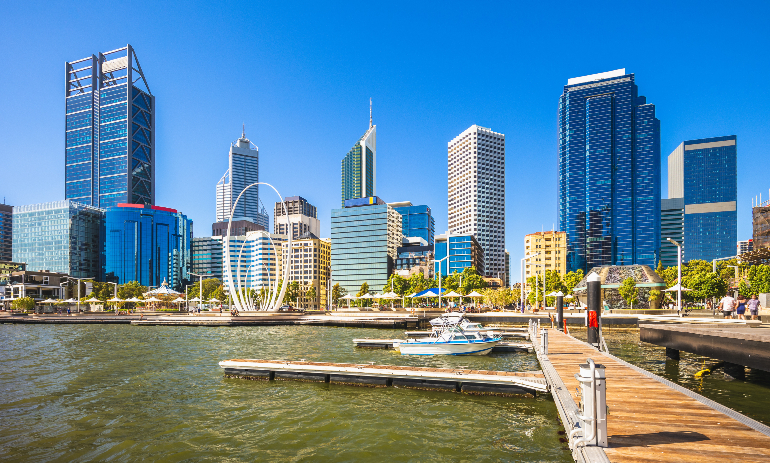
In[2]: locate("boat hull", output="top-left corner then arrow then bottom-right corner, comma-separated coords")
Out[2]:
397,339 -> 499,356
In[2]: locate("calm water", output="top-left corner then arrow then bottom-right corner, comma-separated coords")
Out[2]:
0,324 -> 571,462
572,327 -> 770,426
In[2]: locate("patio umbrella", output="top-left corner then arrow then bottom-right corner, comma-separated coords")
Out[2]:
172,297 -> 186,303
340,293 -> 356,308
466,290 -> 484,309
664,284 -> 692,292
145,297 -> 162,302
108,297 -> 123,302
85,297 -> 101,303
41,298 -> 58,303
208,297 -> 221,302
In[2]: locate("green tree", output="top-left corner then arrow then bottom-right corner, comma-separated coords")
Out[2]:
306,286 -> 317,306
618,277 -> 639,309
407,272 -> 431,295
746,264 -> 770,294
118,281 -> 148,300
331,283 -> 346,307
483,287 -> 514,310
562,269 -> 584,295
686,270 -> 727,302
11,296 -> 35,312
357,282 -> 370,307
185,278 -> 223,301
383,274 -> 409,296
286,281 -> 301,305
459,266 -> 487,294
648,289 -> 661,303
656,260 -> 664,276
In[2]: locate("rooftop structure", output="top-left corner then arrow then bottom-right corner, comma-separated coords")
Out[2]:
341,100 -> 376,206
216,127 -> 269,230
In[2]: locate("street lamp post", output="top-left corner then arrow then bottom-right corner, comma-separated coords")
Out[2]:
185,284 -> 195,312
67,277 -> 95,314
189,272 -> 205,311
433,256 -> 449,310
667,238 -> 682,315
520,253 -> 540,312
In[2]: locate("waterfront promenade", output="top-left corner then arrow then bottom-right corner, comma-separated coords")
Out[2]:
535,328 -> 770,462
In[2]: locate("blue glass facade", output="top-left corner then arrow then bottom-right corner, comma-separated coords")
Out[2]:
392,204 -> 435,245
331,200 -> 401,294
670,136 -> 737,262
104,204 -> 192,290
65,45 -> 154,209
558,71 -> 661,272
434,234 -> 484,277
12,201 -> 104,278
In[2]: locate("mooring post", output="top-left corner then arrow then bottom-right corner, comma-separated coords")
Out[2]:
587,272 -> 601,348
665,347 -> 680,360
556,294 -> 564,330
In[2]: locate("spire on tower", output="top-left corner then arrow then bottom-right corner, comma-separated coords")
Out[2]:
369,98 -> 372,128
242,123 -> 245,139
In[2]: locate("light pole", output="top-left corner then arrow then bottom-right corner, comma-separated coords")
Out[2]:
67,277 -> 94,313
433,256 -> 449,309
189,272 -> 205,311
667,238 -> 682,315
520,253 -> 540,311
185,284 -> 195,312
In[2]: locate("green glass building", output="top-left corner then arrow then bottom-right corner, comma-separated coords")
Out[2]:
341,110 -> 376,206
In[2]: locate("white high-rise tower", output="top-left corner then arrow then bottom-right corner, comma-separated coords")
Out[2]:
216,127 -> 269,230
447,125 -> 506,279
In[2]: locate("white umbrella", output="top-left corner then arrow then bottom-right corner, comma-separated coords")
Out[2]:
443,290 -> 463,298
664,284 -> 692,292
127,297 -> 142,303
65,298 -> 77,303
208,297 -> 221,303
85,297 -> 101,303
41,298 -> 58,303
466,290 -> 484,298
188,297 -> 202,302
359,293 -> 374,299
340,294 -> 357,300
380,292 -> 399,299
145,297 -> 162,302
108,297 -> 123,302
172,297 -> 186,303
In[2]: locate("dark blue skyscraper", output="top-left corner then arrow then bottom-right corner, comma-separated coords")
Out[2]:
558,69 -> 661,272
65,45 -> 154,208
667,136 -> 737,262
389,201 -> 435,245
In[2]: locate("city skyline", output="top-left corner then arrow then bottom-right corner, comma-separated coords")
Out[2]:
3,2 -> 769,279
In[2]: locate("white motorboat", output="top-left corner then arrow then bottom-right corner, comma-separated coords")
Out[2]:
397,313 -> 501,356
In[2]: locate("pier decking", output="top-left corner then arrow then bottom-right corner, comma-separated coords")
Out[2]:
640,323 -> 770,372
535,327 -> 770,462
219,359 -> 548,395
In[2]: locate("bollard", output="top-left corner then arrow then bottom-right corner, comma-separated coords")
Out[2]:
586,272 -> 601,348
540,328 -> 549,354
556,294 -> 564,330
569,359 -> 607,448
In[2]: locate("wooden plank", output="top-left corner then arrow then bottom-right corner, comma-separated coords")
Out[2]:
537,328 -> 770,463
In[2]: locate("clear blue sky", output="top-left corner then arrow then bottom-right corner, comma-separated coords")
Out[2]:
2,1 -> 769,281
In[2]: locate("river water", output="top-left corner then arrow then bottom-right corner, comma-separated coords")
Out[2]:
0,324 -> 572,462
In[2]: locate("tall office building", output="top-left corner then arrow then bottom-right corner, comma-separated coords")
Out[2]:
434,232 -> 484,277
667,136 -> 737,262
331,197 -> 401,294
737,239 -> 753,255
660,198 -> 685,267
274,196 -> 320,240
754,195 -> 770,250
13,201 -> 104,278
216,128 -> 269,230
524,231 -> 567,279
341,101 -> 376,206
104,203 -> 192,290
558,69 -> 661,272
0,204 -> 12,262
448,125 -> 505,279
282,236 -> 331,309
191,237 -> 224,281
65,45 -> 155,208
388,201 -> 435,245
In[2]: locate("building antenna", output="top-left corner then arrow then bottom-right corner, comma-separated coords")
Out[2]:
242,123 -> 245,139
369,98 -> 372,128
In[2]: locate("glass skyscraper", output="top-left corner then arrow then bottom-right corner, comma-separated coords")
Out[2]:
104,204 -> 192,290
0,203 -> 12,262
558,69 -> 661,272
660,198 -> 684,267
215,128 -> 269,230
65,45 -> 155,208
341,104 -> 376,206
331,197 -> 401,294
12,201 -> 104,278
667,136 -> 737,262
389,202 -> 435,245
433,232 -> 484,277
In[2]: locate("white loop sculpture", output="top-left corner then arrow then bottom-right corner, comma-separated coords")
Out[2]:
224,182 -> 291,312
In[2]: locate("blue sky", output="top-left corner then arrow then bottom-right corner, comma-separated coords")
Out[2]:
2,1 -> 769,281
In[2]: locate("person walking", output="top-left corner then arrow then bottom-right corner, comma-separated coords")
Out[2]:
747,295 -> 762,321
736,295 -> 747,320
718,292 -> 736,319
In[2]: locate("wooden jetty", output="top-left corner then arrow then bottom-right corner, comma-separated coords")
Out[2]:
219,359 -> 548,395
533,326 -> 770,462
640,323 -> 770,374
352,338 -> 533,352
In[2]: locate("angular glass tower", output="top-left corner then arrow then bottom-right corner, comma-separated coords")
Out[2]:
558,69 -> 661,272
341,102 -> 376,206
389,202 -> 435,245
668,136 -> 737,262
215,128 -> 269,230
65,45 -> 154,208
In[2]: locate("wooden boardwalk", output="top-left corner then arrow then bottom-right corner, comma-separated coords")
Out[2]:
539,328 -> 770,462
